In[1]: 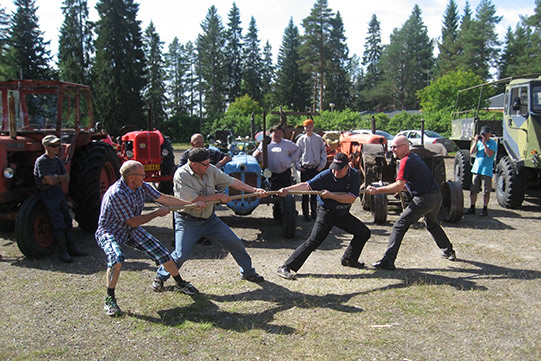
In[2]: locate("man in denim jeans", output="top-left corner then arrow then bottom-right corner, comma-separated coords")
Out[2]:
153,148 -> 268,292
367,136 -> 457,270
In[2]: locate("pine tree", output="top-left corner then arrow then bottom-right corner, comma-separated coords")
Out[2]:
274,17 -> 310,111
58,0 -> 93,84
325,11 -> 351,110
435,0 -> 460,77
224,2 -> 243,103
196,5 -> 227,116
522,0 -> 541,74
7,0 -> 52,80
299,0 -> 334,111
93,0 -> 146,135
241,16 -> 263,103
0,6 -> 10,80
261,40 -> 274,109
381,5 -> 433,109
361,14 -> 385,110
142,21 -> 167,128
498,24 -> 531,78
184,41 -> 200,117
165,37 -> 188,116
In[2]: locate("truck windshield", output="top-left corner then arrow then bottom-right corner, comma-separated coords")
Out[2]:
532,84 -> 541,113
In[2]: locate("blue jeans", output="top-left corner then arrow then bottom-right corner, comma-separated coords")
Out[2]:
156,213 -> 256,281
384,191 -> 453,262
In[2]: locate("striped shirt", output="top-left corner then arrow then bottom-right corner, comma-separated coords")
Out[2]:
33,154 -> 67,190
95,179 -> 161,244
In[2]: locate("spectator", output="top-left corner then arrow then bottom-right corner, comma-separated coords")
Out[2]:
179,133 -> 231,169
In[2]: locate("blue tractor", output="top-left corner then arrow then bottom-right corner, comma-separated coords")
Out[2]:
221,139 -> 297,238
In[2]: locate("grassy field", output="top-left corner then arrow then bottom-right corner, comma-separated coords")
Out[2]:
0,158 -> 540,360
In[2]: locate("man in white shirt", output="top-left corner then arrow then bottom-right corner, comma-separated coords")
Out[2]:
295,119 -> 327,221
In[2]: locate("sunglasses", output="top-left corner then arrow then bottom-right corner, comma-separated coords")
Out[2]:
47,144 -> 60,148
197,161 -> 211,167
390,144 -> 405,149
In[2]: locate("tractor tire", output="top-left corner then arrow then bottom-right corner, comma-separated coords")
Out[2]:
371,193 -> 388,225
70,142 -> 120,232
15,195 -> 54,258
431,155 -> 446,187
495,156 -> 525,209
281,195 -> 296,239
157,137 -> 176,195
439,180 -> 463,223
454,150 -> 472,190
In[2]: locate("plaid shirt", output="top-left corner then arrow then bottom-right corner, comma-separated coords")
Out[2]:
33,154 -> 66,190
95,179 -> 161,244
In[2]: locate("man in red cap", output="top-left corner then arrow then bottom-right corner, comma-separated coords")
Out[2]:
296,119 -> 327,221
276,152 -> 371,280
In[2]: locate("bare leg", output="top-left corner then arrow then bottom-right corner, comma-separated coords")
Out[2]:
483,192 -> 490,207
162,259 -> 180,277
470,193 -> 478,207
106,262 -> 122,289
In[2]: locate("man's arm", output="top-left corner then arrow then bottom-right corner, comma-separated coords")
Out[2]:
125,207 -> 170,228
42,173 -> 69,186
320,190 -> 356,204
216,153 -> 232,169
470,138 -> 479,155
230,178 -> 267,197
367,179 -> 406,195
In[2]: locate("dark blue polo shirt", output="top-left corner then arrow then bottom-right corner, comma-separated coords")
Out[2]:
396,152 -> 438,196
308,167 -> 360,216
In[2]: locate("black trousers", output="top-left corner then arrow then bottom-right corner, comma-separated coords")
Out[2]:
269,169 -> 292,190
300,168 -> 319,217
283,207 -> 371,272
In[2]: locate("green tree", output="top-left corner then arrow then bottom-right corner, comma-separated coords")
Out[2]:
184,41 -> 200,117
241,16 -> 263,103
7,0 -> 52,80
299,0 -> 334,111
196,5 -> 227,116
142,21 -> 167,128
58,0 -> 93,84
325,11 -> 351,111
224,2 -> 243,103
521,0 -> 541,74
0,6 -> 11,80
274,18 -> 310,111
498,24 -> 531,78
261,40 -> 274,109
359,14 -> 386,111
93,0 -> 146,135
165,37 -> 188,116
435,0 -> 460,77
417,69 -> 485,113
381,5 -> 433,109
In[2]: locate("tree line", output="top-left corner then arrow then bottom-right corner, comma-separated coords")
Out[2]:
0,0 -> 539,140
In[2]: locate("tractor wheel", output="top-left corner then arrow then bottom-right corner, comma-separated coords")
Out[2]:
157,137 -> 176,195
454,150 -> 472,190
495,156 -> 524,209
439,181 -> 463,223
70,142 -> 120,232
281,195 -> 296,239
371,193 -> 388,225
431,155 -> 446,187
15,195 -> 54,258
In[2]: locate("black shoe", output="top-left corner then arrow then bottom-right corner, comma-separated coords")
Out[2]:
479,208 -> 488,216
372,258 -> 396,270
59,251 -> 73,263
241,272 -> 265,283
341,258 -> 365,269
442,250 -> 457,261
68,246 -> 88,257
464,207 -> 475,215
277,266 -> 296,280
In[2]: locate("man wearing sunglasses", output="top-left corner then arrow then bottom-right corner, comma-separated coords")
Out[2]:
153,148 -> 268,292
367,135 -> 456,270
33,135 -> 87,263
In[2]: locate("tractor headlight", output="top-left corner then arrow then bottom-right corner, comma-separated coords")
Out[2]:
126,150 -> 134,159
3,167 -> 15,179
161,148 -> 169,157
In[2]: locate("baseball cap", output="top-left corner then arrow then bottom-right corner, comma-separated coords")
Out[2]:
329,153 -> 349,170
480,126 -> 491,135
303,119 -> 314,127
42,135 -> 61,146
270,124 -> 284,133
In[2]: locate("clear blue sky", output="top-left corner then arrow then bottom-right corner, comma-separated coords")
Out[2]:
4,0 -> 537,62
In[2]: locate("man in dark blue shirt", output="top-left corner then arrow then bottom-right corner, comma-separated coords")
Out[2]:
276,153 -> 371,280
367,135 -> 456,270
33,135 -> 87,263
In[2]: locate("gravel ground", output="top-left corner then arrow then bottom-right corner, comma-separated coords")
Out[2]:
0,156 -> 540,360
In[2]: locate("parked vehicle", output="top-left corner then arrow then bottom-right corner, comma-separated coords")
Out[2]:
396,129 -> 456,154
451,75 -> 541,209
0,80 -> 120,258
351,129 -> 394,142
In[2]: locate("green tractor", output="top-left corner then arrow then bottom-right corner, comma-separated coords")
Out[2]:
451,75 -> 541,209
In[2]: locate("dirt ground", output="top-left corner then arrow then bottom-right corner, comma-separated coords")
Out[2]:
0,156 -> 540,360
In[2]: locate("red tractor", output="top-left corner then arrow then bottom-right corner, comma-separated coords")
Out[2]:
0,80 -> 120,258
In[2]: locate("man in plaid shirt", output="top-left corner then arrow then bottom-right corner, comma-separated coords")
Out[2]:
96,160 -> 205,317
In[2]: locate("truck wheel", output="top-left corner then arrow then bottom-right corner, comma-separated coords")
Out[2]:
281,195 -> 296,239
495,156 -> 524,209
454,150 -> 472,190
15,195 -> 54,258
157,137 -> 176,195
70,142 -> 120,232
440,181 -> 463,223
371,193 -> 387,225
